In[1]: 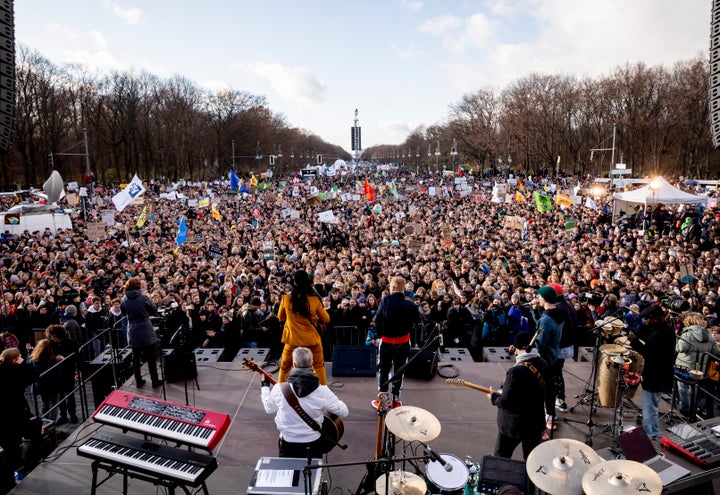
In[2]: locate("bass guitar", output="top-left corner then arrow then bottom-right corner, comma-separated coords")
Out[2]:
445,378 -> 501,395
243,358 -> 345,454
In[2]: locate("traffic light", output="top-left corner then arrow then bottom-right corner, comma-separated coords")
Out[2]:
317,154 -> 322,164
269,155 -> 275,166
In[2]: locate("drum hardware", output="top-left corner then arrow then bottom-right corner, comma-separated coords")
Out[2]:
563,310 -> 628,446
375,470 -> 426,495
581,459 -> 663,495
526,438 -> 602,495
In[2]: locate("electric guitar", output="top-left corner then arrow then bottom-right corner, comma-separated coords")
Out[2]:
357,392 -> 391,495
243,358 -> 345,454
446,378 -> 501,395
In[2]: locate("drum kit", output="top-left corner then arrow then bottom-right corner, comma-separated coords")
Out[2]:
373,419 -> 664,495
525,438 -> 663,495
374,405 -> 480,495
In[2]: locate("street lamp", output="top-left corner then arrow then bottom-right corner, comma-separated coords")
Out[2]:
435,140 -> 440,172
291,148 -> 295,168
255,142 -> 262,171
427,145 -> 432,173
451,138 -> 458,172
231,140 -> 236,170
647,178 -> 661,230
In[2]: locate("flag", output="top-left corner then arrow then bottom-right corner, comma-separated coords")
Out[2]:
554,193 -> 573,207
239,181 -> 250,194
416,184 -> 426,194
565,217 -> 576,230
533,191 -> 552,212
457,167 -> 464,177
364,178 -> 374,201
136,205 -> 147,229
250,173 -> 258,187
229,170 -> 240,189
390,180 -> 398,200
211,204 -> 222,222
584,197 -> 598,210
112,174 -> 145,212
515,191 -> 526,203
176,216 -> 188,247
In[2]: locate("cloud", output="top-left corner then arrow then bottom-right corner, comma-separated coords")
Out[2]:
232,62 -> 326,107
400,0 -> 423,13
46,24 -> 108,50
390,42 -> 422,60
103,0 -> 143,25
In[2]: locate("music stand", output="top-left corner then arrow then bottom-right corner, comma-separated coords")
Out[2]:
165,326 -> 200,406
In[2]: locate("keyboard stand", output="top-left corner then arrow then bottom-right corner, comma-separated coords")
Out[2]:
89,459 -> 210,495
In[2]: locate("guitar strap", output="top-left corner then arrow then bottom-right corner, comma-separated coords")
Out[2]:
279,383 -> 347,450
519,361 -> 546,390
279,382 -> 322,431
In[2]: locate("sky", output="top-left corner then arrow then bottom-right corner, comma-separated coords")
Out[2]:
14,0 -> 713,155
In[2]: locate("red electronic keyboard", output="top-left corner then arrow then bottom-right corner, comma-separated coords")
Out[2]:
92,390 -> 231,451
661,418 -> 720,467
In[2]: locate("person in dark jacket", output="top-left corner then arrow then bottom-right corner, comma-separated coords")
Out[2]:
29,338 -> 61,421
45,324 -> 79,424
373,276 -> 420,408
120,277 -> 161,388
628,303 -> 676,439
547,283 -> 577,413
489,331 -> 554,460
0,347 -> 38,492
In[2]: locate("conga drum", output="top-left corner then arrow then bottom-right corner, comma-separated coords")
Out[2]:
597,344 -> 630,407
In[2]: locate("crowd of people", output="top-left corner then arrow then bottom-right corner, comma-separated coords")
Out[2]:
1,167 -> 720,471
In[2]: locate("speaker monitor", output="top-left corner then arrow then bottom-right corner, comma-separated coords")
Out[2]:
405,348 -> 438,380
331,345 -> 376,376
164,350 -> 198,382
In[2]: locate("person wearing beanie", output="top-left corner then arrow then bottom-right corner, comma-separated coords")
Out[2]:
121,277 -> 162,388
546,282 -> 578,413
277,271 -> 331,385
488,331 -> 555,460
532,285 -> 566,430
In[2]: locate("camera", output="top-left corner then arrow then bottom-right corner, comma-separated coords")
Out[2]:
662,295 -> 690,313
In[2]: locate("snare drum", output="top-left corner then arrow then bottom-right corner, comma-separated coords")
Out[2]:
597,344 -> 630,408
425,454 -> 469,495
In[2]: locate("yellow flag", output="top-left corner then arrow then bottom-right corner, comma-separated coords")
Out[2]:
250,173 -> 258,187
136,205 -> 147,229
211,204 -> 222,221
515,191 -> 526,203
554,193 -> 573,207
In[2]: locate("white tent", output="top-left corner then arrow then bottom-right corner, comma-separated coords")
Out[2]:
612,176 -> 707,222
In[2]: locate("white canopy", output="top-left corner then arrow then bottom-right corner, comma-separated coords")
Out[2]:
612,176 -> 707,223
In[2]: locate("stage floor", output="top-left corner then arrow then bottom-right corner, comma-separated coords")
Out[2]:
10,355 -> 669,494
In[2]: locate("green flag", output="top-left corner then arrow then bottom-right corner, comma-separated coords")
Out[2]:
565,217 -> 576,230
533,191 -> 552,212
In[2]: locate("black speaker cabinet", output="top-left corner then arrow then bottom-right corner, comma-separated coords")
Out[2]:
163,350 -> 198,382
331,345 -> 376,376
405,348 -> 438,380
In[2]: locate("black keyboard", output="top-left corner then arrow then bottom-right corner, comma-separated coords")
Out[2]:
77,431 -> 217,485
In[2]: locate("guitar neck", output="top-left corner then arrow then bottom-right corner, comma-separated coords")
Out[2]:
243,358 -> 277,385
446,379 -> 499,395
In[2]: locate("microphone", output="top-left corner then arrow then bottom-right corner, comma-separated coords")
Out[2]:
526,330 -> 540,352
421,442 -> 452,472
439,333 -> 445,354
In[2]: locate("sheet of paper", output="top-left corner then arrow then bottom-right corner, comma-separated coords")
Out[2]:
256,469 -> 294,487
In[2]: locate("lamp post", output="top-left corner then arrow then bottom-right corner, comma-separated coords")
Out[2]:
231,140 -> 236,170
435,140 -> 440,172
291,148 -> 295,169
647,178 -> 661,231
451,138 -> 458,172
255,142 -> 262,171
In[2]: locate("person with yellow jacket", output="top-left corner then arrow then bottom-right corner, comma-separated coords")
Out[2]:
277,270 -> 331,384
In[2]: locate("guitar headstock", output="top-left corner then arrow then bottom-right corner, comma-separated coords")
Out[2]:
445,378 -> 464,387
242,358 -> 260,373
375,392 -> 391,413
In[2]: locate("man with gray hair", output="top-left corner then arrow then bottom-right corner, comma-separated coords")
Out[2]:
261,347 -> 348,458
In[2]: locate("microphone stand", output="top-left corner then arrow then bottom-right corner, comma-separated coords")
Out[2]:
562,306 -> 626,446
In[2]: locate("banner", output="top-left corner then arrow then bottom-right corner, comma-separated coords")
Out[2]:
229,170 -> 240,189
176,216 -> 188,247
554,193 -> 573,207
112,174 -> 145,212
136,205 -> 147,229
533,191 -> 552,213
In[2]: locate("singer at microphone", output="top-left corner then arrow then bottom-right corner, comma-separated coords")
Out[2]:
488,330 -> 555,460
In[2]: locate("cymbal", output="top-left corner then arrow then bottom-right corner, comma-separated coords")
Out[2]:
582,459 -> 662,495
526,438 -> 603,495
384,406 -> 441,442
375,470 -> 426,495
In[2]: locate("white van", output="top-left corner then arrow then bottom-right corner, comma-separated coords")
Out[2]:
0,204 -> 73,235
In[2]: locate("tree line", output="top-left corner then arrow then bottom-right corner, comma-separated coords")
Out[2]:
0,47 -> 717,188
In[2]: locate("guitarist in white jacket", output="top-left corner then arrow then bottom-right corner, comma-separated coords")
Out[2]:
261,347 -> 348,458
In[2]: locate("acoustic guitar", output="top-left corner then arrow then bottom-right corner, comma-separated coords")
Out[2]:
445,378 -> 501,395
243,358 -> 345,454
357,392 -> 391,494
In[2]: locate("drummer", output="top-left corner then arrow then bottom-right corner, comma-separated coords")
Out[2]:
487,332 -> 555,460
